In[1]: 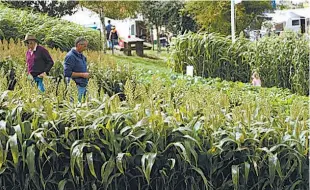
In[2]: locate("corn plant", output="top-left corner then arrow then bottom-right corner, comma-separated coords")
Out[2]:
170,32 -> 309,95
0,3 -> 101,51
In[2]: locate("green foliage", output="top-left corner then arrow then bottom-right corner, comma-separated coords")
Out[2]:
2,0 -> 79,17
185,1 -> 272,35
170,32 -> 309,95
0,67 -> 308,189
0,38 -> 308,190
0,3 -> 100,51
80,1 -> 139,20
160,1 -> 198,35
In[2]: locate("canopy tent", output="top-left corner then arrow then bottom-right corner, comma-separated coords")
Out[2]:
269,8 -> 310,24
272,11 -> 300,23
61,7 -> 108,29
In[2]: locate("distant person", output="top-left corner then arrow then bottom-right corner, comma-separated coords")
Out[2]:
159,31 -> 168,47
251,71 -> 261,87
24,34 -> 54,92
109,25 -> 119,53
106,20 -> 112,48
64,37 -> 90,102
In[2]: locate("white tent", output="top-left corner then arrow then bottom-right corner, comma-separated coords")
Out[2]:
272,11 -> 300,23
62,7 -> 103,27
61,7 -> 144,38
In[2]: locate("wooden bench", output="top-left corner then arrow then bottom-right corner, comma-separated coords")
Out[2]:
122,37 -> 145,56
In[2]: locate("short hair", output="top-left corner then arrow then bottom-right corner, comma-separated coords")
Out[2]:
108,20 -> 111,23
75,37 -> 87,47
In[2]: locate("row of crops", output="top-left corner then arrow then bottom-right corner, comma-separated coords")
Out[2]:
169,32 -> 309,96
0,39 -> 309,189
0,3 -> 101,51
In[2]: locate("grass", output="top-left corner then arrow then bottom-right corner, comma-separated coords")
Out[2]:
104,49 -> 171,73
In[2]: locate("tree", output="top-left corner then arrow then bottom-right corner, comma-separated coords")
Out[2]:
161,1 -> 198,35
185,1 -> 272,36
140,1 -> 175,51
79,1 -> 140,53
2,0 -> 78,17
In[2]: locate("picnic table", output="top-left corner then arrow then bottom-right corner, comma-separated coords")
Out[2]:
122,37 -> 144,56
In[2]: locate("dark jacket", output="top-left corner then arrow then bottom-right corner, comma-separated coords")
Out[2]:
63,48 -> 88,87
26,45 -> 54,77
110,30 -> 118,40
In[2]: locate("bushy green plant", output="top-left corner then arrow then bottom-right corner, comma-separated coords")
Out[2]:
0,3 -> 101,51
170,32 -> 309,95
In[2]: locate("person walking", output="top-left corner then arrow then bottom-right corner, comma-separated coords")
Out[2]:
24,34 -> 54,92
63,37 -> 90,102
109,25 -> 119,54
106,20 -> 112,48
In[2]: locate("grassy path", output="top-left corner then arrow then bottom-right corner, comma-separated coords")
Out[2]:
106,49 -> 171,73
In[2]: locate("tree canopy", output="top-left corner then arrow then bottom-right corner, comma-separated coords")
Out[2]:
185,1 -> 272,35
2,0 -> 79,17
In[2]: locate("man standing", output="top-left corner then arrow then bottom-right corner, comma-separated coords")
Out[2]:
25,34 -> 54,92
64,37 -> 90,102
106,20 -> 112,48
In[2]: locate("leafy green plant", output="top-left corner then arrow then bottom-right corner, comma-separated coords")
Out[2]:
0,3 -> 101,51
170,32 -> 309,95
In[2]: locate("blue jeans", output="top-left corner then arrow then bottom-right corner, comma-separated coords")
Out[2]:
77,85 -> 87,102
111,39 -> 118,49
33,77 -> 45,92
107,40 -> 112,48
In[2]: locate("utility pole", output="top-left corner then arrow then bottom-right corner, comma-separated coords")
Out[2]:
231,0 -> 236,43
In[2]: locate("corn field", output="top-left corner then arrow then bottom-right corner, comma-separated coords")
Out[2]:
0,3 -> 101,51
0,39 -> 309,190
169,32 -> 309,95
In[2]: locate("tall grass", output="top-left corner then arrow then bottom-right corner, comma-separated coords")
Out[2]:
170,32 -> 309,95
0,3 -> 101,51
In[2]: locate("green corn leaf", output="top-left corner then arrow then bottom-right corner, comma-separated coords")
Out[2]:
0,167 -> 6,175
232,165 -> 239,190
86,152 -> 97,178
76,144 -> 84,180
130,129 -> 146,140
0,142 -> 4,169
116,153 -> 131,174
58,179 -> 67,190
120,126 -> 132,136
7,134 -> 19,168
0,120 -> 7,134
183,135 -> 202,150
168,158 -> 176,170
192,166 -> 209,190
244,162 -> 250,184
13,125 -> 22,144
268,153 -> 276,184
141,152 -> 157,185
26,144 -> 36,179
165,142 -> 189,163
107,173 -> 122,188
70,141 -> 82,178
289,180 -> 303,190
101,160 -> 115,184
